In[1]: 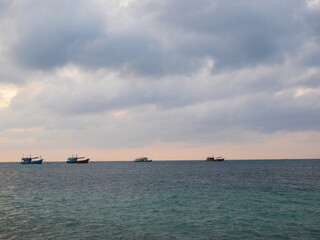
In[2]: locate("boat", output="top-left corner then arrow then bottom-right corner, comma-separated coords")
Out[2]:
67,155 -> 90,164
134,157 -> 152,162
206,156 -> 225,161
21,155 -> 43,164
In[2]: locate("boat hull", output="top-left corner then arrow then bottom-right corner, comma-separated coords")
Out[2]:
21,159 -> 43,164
67,158 -> 90,164
206,158 -> 224,161
134,157 -> 152,162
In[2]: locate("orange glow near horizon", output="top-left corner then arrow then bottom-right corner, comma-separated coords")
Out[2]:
1,131 -> 320,162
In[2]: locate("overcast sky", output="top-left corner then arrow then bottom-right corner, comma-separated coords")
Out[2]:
1,0 -> 320,161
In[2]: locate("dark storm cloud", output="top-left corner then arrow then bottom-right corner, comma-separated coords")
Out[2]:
7,0 -> 320,76
10,0 -> 195,76
12,0 -> 105,69
144,0 -> 308,70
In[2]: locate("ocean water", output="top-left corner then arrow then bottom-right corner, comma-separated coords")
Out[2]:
0,160 -> 319,240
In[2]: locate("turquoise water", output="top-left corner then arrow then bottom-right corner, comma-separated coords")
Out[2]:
1,160 -> 320,239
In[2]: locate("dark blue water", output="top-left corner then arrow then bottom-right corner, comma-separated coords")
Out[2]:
1,160 -> 320,239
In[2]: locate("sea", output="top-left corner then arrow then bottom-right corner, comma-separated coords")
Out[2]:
0,160 -> 319,240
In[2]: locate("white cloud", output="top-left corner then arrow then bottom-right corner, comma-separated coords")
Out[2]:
0,84 -> 18,107
294,87 -> 320,97
307,0 -> 320,8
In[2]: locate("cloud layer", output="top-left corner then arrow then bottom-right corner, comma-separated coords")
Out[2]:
0,0 -> 320,158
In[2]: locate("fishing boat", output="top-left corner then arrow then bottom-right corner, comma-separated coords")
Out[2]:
21,155 -> 43,164
67,155 -> 90,164
206,156 -> 225,161
134,157 -> 152,162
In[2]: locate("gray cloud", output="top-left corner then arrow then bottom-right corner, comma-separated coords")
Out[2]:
0,0 -> 320,152
12,0 -> 105,69
145,0 -> 309,70
6,0 -> 319,76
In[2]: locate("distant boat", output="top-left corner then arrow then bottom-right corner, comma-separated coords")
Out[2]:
67,155 -> 90,164
206,156 -> 225,161
134,157 -> 152,162
21,155 -> 43,164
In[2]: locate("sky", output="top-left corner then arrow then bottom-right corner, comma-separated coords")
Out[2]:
0,0 -> 320,161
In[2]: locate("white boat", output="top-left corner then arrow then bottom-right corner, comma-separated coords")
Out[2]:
134,157 -> 152,162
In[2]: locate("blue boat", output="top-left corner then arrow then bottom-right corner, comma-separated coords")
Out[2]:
67,155 -> 90,164
21,155 -> 43,164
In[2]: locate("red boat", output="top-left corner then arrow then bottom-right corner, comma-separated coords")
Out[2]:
206,156 -> 225,161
